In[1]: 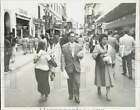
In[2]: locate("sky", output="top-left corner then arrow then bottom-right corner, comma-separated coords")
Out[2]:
66,1 -> 85,25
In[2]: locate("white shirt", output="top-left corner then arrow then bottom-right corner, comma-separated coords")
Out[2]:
35,50 -> 51,71
92,39 -> 96,46
119,34 -> 135,57
69,42 -> 75,57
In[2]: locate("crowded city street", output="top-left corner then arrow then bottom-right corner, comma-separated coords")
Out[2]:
4,50 -> 135,107
1,0 -> 139,108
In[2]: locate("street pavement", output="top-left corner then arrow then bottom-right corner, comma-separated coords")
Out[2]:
8,49 -> 35,71
4,52 -> 135,107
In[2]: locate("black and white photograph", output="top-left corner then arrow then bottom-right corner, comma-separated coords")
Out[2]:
1,0 -> 140,109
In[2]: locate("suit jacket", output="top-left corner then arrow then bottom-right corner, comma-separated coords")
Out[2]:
62,42 -> 82,74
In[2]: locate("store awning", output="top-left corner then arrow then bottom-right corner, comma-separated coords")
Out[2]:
96,3 -> 136,23
16,13 -> 31,21
104,13 -> 135,29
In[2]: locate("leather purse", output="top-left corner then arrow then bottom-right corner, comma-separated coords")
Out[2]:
48,57 -> 57,67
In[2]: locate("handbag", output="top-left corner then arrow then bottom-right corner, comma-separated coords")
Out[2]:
48,57 -> 57,67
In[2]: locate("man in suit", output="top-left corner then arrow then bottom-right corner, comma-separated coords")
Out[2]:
61,32 -> 83,104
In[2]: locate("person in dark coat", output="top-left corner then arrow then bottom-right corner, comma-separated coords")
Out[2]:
4,34 -> 12,72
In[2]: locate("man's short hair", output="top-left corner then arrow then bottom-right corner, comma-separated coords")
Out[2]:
68,31 -> 75,37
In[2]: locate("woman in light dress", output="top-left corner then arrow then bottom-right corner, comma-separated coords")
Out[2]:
48,34 -> 63,89
92,34 -> 114,101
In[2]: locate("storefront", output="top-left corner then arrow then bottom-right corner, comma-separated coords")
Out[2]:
16,14 -> 30,38
15,8 -> 32,39
33,18 -> 45,38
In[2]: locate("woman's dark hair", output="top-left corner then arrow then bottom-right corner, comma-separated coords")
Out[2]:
98,34 -> 108,43
36,41 -> 46,53
41,34 -> 45,39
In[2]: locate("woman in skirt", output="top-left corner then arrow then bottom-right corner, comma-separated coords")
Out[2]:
34,41 -> 51,101
92,34 -> 114,101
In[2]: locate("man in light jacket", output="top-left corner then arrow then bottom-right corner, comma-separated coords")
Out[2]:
119,30 -> 135,80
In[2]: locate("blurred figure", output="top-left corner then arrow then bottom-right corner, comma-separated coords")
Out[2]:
4,33 -> 12,72
89,34 -> 97,53
119,30 -> 135,80
108,31 -> 119,78
29,35 -> 34,53
34,41 -> 51,101
40,34 -> 48,50
34,36 -> 39,51
50,34 -> 62,89
10,33 -> 17,63
22,36 -> 28,55
92,34 -> 114,101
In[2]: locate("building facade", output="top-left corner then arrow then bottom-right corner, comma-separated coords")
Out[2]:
1,1 -> 38,39
35,3 -> 67,37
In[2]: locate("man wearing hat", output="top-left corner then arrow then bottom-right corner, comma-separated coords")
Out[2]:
61,32 -> 83,104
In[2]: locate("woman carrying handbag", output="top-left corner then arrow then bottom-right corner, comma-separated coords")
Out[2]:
92,34 -> 114,102
34,41 -> 52,101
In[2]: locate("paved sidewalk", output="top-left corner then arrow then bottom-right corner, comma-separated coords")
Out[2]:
9,50 -> 35,72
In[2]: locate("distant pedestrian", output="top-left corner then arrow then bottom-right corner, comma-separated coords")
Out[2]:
34,41 -> 51,101
4,34 -> 12,72
40,34 -> 48,50
89,35 -> 98,53
34,36 -> 39,51
11,33 -> 17,63
108,31 -> 119,78
92,34 -> 114,101
22,36 -> 28,55
119,30 -> 135,80
29,36 -> 34,53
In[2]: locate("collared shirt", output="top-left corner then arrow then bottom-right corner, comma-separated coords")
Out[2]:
69,42 -> 75,57
119,34 -> 135,57
92,39 -> 96,46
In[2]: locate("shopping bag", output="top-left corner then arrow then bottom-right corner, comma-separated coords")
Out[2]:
62,70 -> 69,79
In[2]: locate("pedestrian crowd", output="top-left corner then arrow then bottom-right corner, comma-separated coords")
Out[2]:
4,29 -> 135,104
32,29 -> 135,103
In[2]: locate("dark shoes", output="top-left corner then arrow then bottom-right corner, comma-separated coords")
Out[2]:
97,87 -> 101,96
122,73 -> 133,80
69,95 -> 80,104
122,73 -> 126,76
75,97 -> 80,104
129,76 -> 133,80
